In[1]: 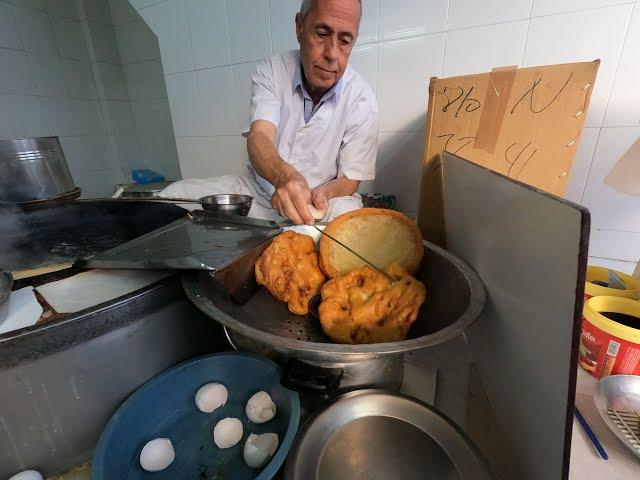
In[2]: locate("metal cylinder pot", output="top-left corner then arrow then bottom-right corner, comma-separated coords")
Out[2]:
0,137 -> 77,203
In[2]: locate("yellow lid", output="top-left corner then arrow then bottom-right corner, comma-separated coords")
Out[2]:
585,266 -> 640,299
584,296 -> 640,343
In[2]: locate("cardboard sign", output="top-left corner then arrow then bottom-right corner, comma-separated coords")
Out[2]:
419,60 -> 600,246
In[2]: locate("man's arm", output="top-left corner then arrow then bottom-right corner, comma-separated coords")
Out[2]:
247,120 -> 314,225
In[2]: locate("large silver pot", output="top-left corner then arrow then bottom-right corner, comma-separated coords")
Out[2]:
0,137 -> 78,203
182,236 -> 485,397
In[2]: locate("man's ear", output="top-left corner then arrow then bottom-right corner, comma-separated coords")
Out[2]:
295,12 -> 303,44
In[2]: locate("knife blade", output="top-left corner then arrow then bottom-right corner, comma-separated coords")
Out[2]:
313,225 -> 394,281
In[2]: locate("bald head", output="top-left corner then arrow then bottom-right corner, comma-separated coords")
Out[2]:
300,0 -> 362,24
295,0 -> 361,101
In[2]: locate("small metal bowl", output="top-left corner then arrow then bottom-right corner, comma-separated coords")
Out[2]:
199,194 -> 253,216
595,374 -> 640,458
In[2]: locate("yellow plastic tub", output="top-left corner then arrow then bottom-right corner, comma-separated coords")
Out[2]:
585,266 -> 640,300
579,296 -> 640,378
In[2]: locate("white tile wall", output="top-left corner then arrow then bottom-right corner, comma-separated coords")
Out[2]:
197,66 -> 238,135
96,61 -> 129,100
604,3 -> 640,127
109,0 -> 138,24
84,0 -> 113,23
62,59 -> 98,99
13,5 -> 57,55
188,0 -> 230,70
115,20 -> 160,64
565,127 -> 599,203
0,93 -> 43,137
89,21 -> 120,62
227,0 -> 271,64
443,21 -> 528,77
52,17 -> 90,60
349,44 -> 378,91
232,61 -> 258,131
165,71 -> 205,136
531,0 -> 630,18
376,130 -> 425,214
0,48 -> 36,94
141,0 -> 194,74
47,0 -> 81,20
589,229 -> 640,262
105,100 -> 136,135
379,0 -> 447,40
7,0 -> 46,11
132,98 -> 173,135
582,126 -> 640,231
377,34 -> 445,132
0,3 -> 22,50
123,59 -> 166,99
447,0 -> 533,29
269,0 -> 300,53
176,136 -> 247,178
28,53 -> 67,97
523,5 -> 633,128
587,256 -> 637,275
358,0 -> 379,45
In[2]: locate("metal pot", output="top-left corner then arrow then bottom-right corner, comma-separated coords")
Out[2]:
0,137 -> 77,203
285,390 -> 493,479
182,238 -> 485,397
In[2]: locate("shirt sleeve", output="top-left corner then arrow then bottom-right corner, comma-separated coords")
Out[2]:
337,91 -> 379,181
244,57 -> 281,135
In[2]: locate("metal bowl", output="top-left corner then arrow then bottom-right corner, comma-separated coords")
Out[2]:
285,390 -> 492,479
594,374 -> 640,458
200,194 -> 253,216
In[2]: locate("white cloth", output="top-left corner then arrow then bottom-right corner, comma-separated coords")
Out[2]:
161,175 -> 362,222
247,50 -> 378,197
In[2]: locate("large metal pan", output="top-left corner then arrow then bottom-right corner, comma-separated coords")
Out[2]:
182,229 -> 486,365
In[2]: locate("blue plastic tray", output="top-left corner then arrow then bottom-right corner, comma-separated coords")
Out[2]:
91,352 -> 300,479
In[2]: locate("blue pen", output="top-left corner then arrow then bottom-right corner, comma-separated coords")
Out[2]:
575,407 -> 609,460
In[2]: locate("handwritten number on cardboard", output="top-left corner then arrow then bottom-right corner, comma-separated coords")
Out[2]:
437,134 -> 476,154
440,86 -> 481,117
510,72 -> 573,115
505,141 -> 538,179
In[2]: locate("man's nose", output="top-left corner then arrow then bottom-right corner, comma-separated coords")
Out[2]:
324,37 -> 338,63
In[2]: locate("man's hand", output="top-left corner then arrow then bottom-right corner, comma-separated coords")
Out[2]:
271,165 -> 314,225
311,185 -> 330,218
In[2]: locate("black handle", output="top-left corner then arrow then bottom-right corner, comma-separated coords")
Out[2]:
281,358 -> 343,397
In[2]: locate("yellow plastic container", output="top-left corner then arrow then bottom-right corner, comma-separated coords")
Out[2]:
584,266 -> 640,300
579,296 -> 640,378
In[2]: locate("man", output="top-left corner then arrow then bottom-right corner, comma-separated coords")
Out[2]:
162,0 -> 378,225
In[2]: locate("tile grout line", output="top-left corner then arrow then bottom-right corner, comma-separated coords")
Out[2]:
440,0 -> 450,75
519,0 -> 535,67
600,1 -> 637,127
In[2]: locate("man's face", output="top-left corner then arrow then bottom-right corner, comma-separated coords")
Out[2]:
296,0 -> 360,94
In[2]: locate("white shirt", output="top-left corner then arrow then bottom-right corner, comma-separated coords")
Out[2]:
246,50 -> 378,198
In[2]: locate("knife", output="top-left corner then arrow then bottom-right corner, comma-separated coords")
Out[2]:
312,225 -> 394,281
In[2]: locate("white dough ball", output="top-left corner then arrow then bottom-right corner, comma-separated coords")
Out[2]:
246,391 -> 277,424
195,382 -> 228,413
213,417 -> 243,448
308,205 -> 326,220
243,433 -> 279,468
139,438 -> 175,472
8,471 -> 43,480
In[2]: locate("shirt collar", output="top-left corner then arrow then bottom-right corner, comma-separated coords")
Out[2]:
293,58 -> 343,105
